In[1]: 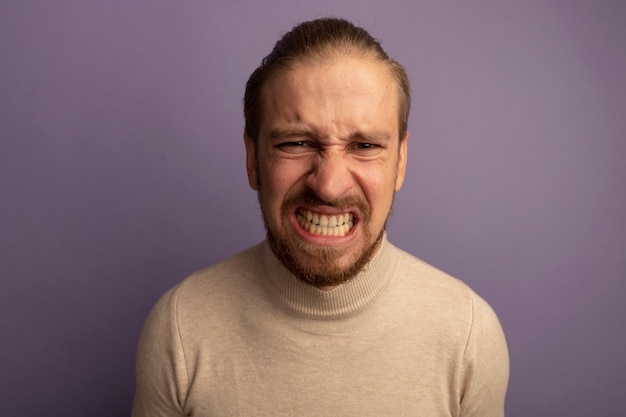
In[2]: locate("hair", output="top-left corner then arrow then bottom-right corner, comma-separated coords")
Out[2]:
243,17 -> 411,142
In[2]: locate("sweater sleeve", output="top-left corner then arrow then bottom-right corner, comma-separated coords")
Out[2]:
131,285 -> 189,417
459,292 -> 510,417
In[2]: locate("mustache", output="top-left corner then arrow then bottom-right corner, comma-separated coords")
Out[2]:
281,188 -> 370,219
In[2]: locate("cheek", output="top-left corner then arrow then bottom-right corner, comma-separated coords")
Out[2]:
260,162 -> 302,208
358,167 -> 397,214
271,155 -> 310,184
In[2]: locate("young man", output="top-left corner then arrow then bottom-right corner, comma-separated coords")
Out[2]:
132,17 -> 509,417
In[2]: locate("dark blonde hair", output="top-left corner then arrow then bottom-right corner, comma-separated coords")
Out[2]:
243,17 -> 411,142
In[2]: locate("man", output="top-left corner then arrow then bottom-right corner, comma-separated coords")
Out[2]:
132,17 -> 509,417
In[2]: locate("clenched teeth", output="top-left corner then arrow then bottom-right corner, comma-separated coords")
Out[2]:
296,209 -> 354,237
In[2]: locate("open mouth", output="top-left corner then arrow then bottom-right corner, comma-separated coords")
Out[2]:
296,208 -> 355,237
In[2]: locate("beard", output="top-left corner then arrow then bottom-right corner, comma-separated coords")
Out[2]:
260,188 -> 391,288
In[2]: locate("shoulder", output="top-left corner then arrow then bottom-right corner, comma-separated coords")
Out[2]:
385,242 -> 504,340
389,243 -> 474,302
147,242 -> 266,328
132,244 -> 266,416
177,242 -> 264,297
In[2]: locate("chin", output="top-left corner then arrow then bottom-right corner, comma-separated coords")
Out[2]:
267,226 -> 385,288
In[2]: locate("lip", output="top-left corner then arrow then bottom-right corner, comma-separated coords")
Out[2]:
298,205 -> 355,216
291,206 -> 358,245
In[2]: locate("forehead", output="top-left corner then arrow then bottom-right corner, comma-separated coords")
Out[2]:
260,57 -> 400,137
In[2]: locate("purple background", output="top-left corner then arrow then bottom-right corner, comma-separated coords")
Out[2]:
2,1 -> 625,416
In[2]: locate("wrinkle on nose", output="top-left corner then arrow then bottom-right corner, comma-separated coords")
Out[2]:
305,153 -> 353,203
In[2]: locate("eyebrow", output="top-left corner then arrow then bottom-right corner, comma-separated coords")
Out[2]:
268,128 -> 393,142
353,130 -> 392,142
268,128 -> 314,140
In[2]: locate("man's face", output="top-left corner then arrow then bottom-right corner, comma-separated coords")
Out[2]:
244,56 -> 408,288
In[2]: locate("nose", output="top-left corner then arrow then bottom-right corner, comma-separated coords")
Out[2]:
305,152 -> 353,203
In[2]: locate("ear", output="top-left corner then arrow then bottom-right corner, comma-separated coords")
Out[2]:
394,131 -> 408,191
244,132 -> 259,190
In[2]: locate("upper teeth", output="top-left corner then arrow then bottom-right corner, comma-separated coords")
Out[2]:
297,209 -> 354,237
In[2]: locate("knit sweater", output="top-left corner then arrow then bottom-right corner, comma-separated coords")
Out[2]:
132,238 -> 509,416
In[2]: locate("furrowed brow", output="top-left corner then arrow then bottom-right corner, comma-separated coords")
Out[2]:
353,130 -> 393,142
268,128 -> 315,140
268,128 -> 393,142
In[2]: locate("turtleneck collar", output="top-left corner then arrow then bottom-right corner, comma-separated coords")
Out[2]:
261,236 -> 397,319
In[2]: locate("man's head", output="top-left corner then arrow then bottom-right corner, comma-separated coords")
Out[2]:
243,18 -> 411,288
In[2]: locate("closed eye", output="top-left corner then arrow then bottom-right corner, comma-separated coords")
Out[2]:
279,141 -> 308,147
355,143 -> 378,150
349,142 -> 384,155
276,141 -> 316,154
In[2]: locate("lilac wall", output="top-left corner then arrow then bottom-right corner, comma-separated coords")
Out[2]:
2,1 -> 625,416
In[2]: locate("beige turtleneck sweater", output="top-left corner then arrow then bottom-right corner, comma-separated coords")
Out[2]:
132,238 -> 509,416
